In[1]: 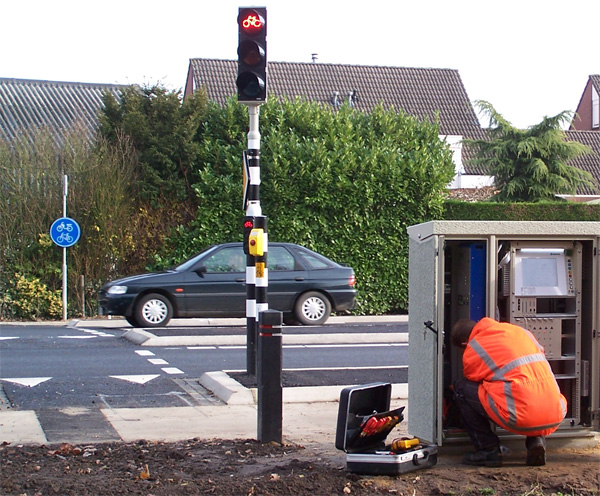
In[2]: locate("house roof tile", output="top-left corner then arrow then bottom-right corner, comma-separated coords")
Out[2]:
187,58 -> 482,138
565,130 -> 600,195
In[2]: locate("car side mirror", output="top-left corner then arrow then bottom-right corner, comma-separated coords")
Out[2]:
194,266 -> 207,277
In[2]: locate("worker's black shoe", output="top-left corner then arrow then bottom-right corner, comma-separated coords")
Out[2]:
526,437 -> 546,466
462,448 -> 502,467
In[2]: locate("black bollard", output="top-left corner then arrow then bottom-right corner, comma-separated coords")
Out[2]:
257,309 -> 283,443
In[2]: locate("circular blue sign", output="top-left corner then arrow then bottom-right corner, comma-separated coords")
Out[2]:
50,217 -> 81,248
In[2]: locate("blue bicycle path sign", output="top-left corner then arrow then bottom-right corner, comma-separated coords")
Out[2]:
50,217 -> 81,248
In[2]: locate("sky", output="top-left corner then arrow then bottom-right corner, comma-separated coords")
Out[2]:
3,0 -> 598,129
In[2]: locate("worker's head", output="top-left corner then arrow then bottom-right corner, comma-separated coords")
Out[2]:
451,319 -> 476,349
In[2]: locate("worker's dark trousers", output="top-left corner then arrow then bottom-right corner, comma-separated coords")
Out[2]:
453,379 -> 500,451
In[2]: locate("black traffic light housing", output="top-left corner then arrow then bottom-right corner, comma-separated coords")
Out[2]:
237,7 -> 267,103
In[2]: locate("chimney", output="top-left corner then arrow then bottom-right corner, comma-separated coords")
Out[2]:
311,53 -> 318,63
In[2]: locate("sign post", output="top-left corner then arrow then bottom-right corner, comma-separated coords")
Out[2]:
50,175 -> 81,320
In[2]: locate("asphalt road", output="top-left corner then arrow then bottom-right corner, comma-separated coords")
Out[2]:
0,319 -> 408,412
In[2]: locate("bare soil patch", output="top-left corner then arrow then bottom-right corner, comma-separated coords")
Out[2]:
1,438 -> 598,495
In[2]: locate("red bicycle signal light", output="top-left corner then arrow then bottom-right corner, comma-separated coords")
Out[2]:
237,7 -> 267,103
239,10 -> 264,34
243,215 -> 256,254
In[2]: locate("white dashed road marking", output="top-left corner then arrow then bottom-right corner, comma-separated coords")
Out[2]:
148,358 -> 169,365
161,367 -> 184,375
135,350 -> 155,356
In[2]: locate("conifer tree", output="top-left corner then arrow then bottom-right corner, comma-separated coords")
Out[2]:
467,101 -> 595,202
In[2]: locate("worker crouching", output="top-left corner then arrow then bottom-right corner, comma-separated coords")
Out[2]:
451,317 -> 567,467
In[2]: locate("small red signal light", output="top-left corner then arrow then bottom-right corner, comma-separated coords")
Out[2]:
241,12 -> 264,32
244,220 -> 254,228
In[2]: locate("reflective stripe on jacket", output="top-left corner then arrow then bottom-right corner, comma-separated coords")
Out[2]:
463,317 -> 567,436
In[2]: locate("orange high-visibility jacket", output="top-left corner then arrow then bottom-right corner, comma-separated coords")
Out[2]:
462,317 -> 567,436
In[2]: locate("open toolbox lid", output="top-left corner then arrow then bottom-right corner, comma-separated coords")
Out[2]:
335,382 -> 405,453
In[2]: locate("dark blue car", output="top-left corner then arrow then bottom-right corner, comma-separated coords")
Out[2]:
98,242 -> 357,327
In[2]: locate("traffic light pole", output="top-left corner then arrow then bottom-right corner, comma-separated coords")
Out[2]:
245,104 -> 268,375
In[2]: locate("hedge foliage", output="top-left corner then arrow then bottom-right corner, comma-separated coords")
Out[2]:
154,98 -> 456,314
444,200 -> 600,221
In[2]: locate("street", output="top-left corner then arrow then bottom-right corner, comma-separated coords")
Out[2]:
0,319 -> 408,412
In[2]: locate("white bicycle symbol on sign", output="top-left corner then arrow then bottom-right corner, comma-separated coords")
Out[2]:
57,231 -> 74,243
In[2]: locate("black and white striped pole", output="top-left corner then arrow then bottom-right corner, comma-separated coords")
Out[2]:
242,104 -> 268,375
237,6 -> 270,375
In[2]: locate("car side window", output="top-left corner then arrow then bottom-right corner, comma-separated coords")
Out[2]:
203,247 -> 245,273
267,246 -> 295,271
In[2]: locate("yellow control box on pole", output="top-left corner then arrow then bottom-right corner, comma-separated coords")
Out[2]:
249,228 -> 264,256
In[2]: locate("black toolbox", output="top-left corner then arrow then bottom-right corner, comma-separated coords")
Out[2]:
335,382 -> 438,475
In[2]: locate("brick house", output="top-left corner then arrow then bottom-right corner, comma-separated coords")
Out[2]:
571,75 -> 600,131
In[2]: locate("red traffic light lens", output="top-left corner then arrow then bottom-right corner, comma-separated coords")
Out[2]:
239,11 -> 264,34
244,220 -> 254,228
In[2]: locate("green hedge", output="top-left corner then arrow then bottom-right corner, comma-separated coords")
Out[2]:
443,200 -> 600,221
156,98 -> 456,315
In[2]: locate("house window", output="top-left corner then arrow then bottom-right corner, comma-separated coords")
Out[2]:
593,86 -> 599,129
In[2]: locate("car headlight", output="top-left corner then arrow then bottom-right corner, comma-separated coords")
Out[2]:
107,285 -> 128,295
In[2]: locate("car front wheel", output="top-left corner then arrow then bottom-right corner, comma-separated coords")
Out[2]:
294,291 -> 331,325
135,293 -> 173,327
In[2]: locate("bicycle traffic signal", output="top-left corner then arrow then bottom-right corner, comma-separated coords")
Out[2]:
243,216 -> 255,254
237,7 -> 267,103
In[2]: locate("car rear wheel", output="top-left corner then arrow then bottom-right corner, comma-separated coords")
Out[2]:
135,293 -> 173,327
294,291 -> 331,325
125,315 -> 140,327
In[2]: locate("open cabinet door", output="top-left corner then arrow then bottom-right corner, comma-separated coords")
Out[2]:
407,232 -> 444,444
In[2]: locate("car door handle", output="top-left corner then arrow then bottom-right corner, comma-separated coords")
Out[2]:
295,277 -> 305,281
235,278 -> 245,283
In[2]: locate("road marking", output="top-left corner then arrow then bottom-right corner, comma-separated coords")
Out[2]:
284,343 -> 409,349
283,365 -> 408,371
58,335 -> 96,339
135,350 -> 155,356
0,337 -> 18,341
79,328 -> 114,338
148,358 -> 169,365
225,365 -> 408,373
110,375 -> 160,384
186,346 -> 217,350
161,367 -> 184,375
1,377 -> 52,387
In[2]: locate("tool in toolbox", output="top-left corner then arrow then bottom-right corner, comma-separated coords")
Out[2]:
335,382 -> 438,475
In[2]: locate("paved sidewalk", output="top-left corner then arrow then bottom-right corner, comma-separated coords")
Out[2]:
0,383 -> 409,447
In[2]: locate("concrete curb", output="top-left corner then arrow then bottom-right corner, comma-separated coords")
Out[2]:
199,371 -> 409,406
199,371 -> 255,405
